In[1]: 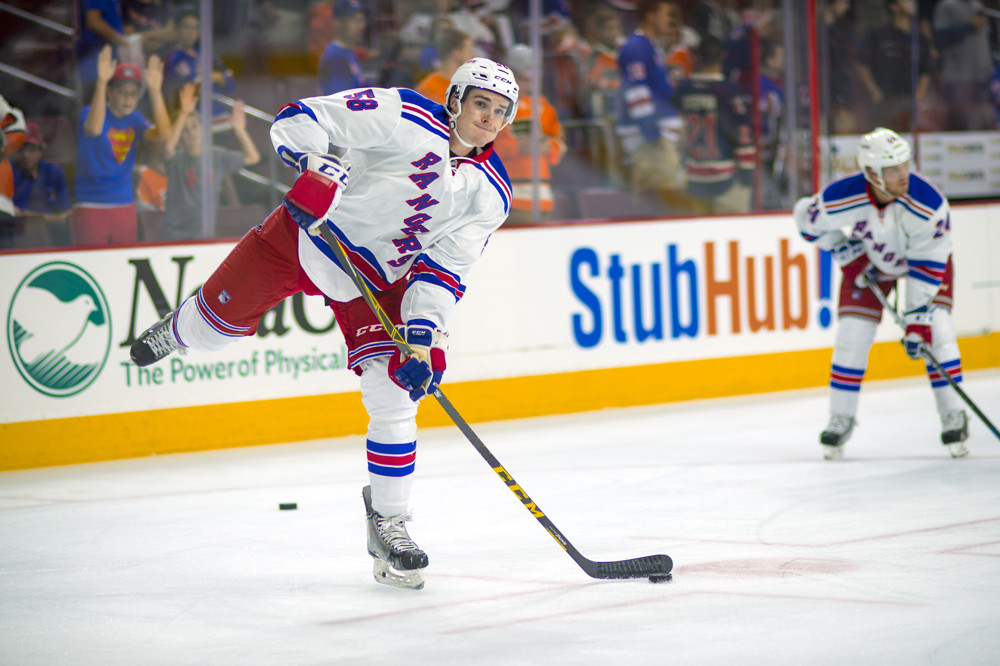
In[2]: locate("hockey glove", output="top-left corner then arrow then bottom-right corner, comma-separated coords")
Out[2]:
388,322 -> 448,402
282,154 -> 350,235
853,264 -> 894,290
831,238 -> 866,268
902,305 -> 932,360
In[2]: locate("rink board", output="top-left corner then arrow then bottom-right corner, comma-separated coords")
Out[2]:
2,205 -> 998,470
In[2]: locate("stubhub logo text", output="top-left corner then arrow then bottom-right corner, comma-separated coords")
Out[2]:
569,239 -> 830,348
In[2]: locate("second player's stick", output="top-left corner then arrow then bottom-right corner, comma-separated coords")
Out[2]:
863,274 -> 1000,441
316,223 -> 674,581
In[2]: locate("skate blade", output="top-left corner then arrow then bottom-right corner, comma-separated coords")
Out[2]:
947,442 -> 969,458
372,558 -> 425,590
822,445 -> 844,460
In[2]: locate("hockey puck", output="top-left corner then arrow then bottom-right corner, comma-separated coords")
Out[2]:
648,573 -> 672,584
279,503 -> 297,511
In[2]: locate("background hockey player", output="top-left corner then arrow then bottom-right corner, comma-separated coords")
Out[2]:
130,58 -> 518,589
794,127 -> 969,460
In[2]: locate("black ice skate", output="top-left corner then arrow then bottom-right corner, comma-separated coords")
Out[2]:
940,410 -> 969,458
819,414 -> 855,460
362,485 -> 428,590
130,311 -> 183,367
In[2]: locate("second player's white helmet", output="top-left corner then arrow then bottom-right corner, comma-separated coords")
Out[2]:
857,127 -> 911,191
446,57 -> 519,127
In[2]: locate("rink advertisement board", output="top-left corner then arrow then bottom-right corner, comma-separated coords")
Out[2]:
2,205 -> 998,467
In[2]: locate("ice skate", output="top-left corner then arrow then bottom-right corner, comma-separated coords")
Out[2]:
362,485 -> 428,590
819,414 -> 855,460
130,311 -> 184,367
940,410 -> 969,458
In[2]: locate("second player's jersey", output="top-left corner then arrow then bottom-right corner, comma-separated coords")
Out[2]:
672,72 -> 756,198
794,171 -> 952,312
270,86 -> 511,331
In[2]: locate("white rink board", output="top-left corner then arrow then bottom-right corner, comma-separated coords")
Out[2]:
2,205 -> 997,424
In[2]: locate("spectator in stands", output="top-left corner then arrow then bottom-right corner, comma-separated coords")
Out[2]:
415,28 -> 474,103
416,16 -> 457,80
76,0 -> 130,98
121,0 -> 177,58
160,83 -> 261,241
492,44 -> 566,224
581,2 -> 624,120
399,0 -> 454,71
135,140 -> 167,213
991,62 -> 1000,129
933,0 -> 995,131
856,0 -> 932,132
1,94 -> 27,249
163,9 -> 236,124
73,46 -> 171,245
318,0 -> 368,95
11,122 -> 73,247
825,0 -> 860,134
758,39 -> 786,210
617,0 -> 685,203
672,35 -> 756,214
663,3 -> 695,82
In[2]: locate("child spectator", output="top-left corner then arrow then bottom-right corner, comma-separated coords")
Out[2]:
11,122 -> 73,247
135,141 -> 168,212
160,83 -> 261,241
492,44 -> 566,224
73,45 -> 171,245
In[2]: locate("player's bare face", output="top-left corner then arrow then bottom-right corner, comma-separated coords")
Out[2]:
452,89 -> 510,151
108,82 -> 142,118
881,163 -> 910,197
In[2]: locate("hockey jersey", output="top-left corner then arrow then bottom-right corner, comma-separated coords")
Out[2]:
794,171 -> 952,313
617,32 -> 679,145
270,86 -> 511,332
672,72 -> 756,198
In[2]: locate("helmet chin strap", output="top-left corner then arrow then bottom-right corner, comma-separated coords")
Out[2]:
449,118 -> 477,149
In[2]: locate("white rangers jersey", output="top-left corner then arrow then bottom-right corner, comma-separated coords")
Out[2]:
794,171 -> 952,312
270,86 -> 512,331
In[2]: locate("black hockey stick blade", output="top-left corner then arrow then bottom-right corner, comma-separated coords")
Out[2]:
316,223 -> 675,580
864,275 -> 1000,441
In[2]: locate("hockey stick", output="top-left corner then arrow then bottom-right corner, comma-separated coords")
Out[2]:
316,223 -> 673,581
863,274 -> 1000,441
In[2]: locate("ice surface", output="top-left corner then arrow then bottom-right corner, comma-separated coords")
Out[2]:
2,371 -> 999,665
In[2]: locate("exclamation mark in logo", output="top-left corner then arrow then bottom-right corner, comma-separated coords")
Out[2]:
818,248 -> 833,328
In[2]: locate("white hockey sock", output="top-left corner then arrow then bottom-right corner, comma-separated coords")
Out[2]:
828,316 -> 878,417
361,357 -> 419,517
927,308 -> 963,415
173,293 -> 243,352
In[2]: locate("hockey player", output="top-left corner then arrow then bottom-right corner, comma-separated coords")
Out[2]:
794,127 -> 969,460
130,58 -> 518,588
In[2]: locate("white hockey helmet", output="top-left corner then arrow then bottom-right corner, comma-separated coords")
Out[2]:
446,57 -> 519,127
856,127 -> 911,191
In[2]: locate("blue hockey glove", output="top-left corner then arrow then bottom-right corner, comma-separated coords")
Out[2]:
902,305 -> 932,360
282,154 -> 349,234
388,322 -> 448,401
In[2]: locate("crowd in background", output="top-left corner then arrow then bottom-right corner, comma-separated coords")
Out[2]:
1,0 -> 999,250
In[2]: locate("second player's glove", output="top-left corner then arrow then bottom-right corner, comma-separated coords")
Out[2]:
388,322 -> 448,402
831,238 -> 865,267
902,305 -> 932,360
282,154 -> 350,234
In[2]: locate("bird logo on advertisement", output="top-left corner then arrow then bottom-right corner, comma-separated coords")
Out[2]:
6,261 -> 112,397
